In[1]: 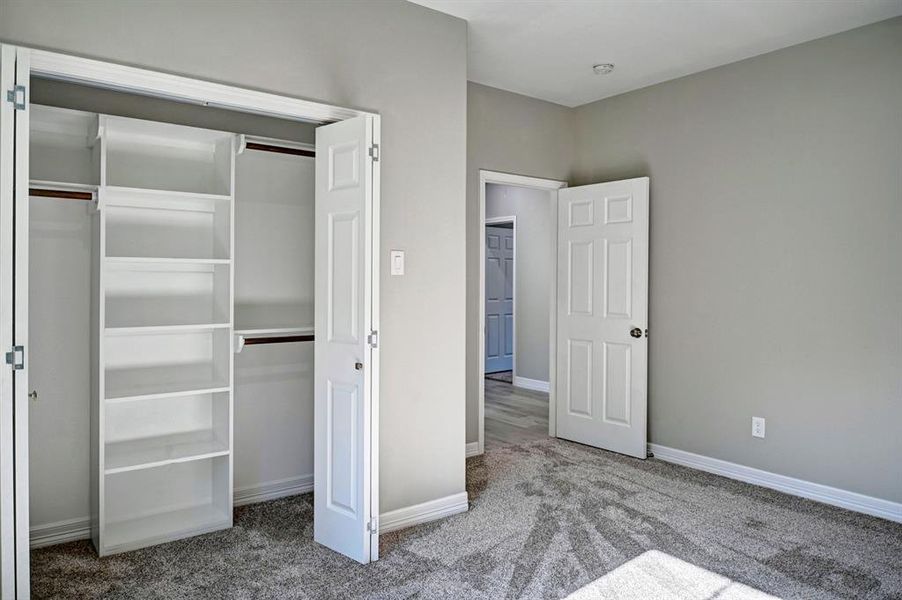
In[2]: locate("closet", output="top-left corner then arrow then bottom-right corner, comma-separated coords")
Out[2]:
0,46 -> 380,589
28,100 -> 316,556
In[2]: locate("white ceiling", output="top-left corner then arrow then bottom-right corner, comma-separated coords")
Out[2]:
411,0 -> 902,107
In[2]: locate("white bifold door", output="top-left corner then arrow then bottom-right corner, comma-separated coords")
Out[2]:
555,177 -> 649,459
0,44 -> 30,598
314,115 -> 379,563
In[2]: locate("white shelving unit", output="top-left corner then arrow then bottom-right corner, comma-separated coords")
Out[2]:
93,114 -> 236,556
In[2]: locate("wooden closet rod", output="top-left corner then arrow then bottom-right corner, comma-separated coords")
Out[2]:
30,188 -> 94,201
245,142 -> 315,158
242,334 -> 315,346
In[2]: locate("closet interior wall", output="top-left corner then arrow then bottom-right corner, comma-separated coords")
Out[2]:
27,78 -> 318,545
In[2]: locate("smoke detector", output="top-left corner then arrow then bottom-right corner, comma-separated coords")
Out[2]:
593,63 -> 615,75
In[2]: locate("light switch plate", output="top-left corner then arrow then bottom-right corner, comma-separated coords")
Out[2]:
390,250 -> 405,276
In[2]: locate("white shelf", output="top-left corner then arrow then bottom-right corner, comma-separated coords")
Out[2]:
104,503 -> 230,552
105,430 -> 230,474
105,364 -> 229,402
104,385 -> 231,405
234,325 -> 314,337
105,256 -> 231,266
105,323 -> 230,336
234,303 -> 312,334
103,185 -> 232,204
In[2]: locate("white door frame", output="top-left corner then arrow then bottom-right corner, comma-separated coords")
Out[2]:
476,170 -> 567,456
484,215 -> 516,378
1,45 -> 382,581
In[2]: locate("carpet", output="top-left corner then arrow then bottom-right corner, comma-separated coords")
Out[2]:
486,370 -> 513,383
31,439 -> 902,599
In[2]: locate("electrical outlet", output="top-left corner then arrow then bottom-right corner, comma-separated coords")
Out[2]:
752,417 -> 766,439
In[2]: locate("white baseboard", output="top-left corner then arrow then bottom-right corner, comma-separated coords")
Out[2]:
233,474 -> 313,507
378,492 -> 469,534
30,516 -> 92,549
513,376 -> 550,393
649,443 -> 902,524
30,475 -> 316,548
32,484 -> 470,548
465,441 -> 483,457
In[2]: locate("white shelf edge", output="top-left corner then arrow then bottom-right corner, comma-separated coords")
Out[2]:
105,323 -> 231,336
29,179 -> 99,193
104,386 -> 232,405
239,134 -> 315,156
104,379 -> 232,403
104,256 -> 231,265
103,185 -> 233,203
233,325 -> 314,336
104,448 -> 231,476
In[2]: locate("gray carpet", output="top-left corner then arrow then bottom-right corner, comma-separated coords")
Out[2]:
31,439 -> 902,599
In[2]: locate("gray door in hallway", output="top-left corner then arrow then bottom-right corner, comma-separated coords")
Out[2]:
485,225 -> 514,373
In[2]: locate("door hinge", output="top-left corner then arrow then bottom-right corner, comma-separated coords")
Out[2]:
5,345 -> 24,370
368,144 -> 379,162
6,85 -> 26,111
367,331 -> 379,349
367,517 -> 378,534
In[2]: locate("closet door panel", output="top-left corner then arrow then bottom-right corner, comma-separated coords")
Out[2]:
314,115 -> 373,564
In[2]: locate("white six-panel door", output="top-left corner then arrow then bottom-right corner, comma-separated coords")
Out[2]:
555,178 -> 649,459
314,115 -> 377,564
485,225 -> 514,373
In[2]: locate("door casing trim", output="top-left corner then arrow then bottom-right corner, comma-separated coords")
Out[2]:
477,170 -> 567,456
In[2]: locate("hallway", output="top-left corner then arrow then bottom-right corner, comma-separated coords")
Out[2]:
484,378 -> 549,450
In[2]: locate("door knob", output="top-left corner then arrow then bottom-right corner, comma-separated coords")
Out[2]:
355,362 -> 363,370
630,327 -> 642,338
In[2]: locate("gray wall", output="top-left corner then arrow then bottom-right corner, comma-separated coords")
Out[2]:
2,0 -> 468,514
573,18 -> 902,502
485,183 -> 553,383
467,82 -> 573,442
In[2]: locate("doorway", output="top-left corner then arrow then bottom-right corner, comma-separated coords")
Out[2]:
476,171 -> 650,459
477,171 -> 567,454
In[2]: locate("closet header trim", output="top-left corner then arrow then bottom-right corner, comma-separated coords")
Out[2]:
28,48 -> 376,125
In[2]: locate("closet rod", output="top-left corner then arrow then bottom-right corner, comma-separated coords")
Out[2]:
245,142 -> 315,158
29,188 -> 94,201
242,334 -> 315,346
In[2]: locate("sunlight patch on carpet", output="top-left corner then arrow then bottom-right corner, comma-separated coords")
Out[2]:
564,550 -> 781,600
